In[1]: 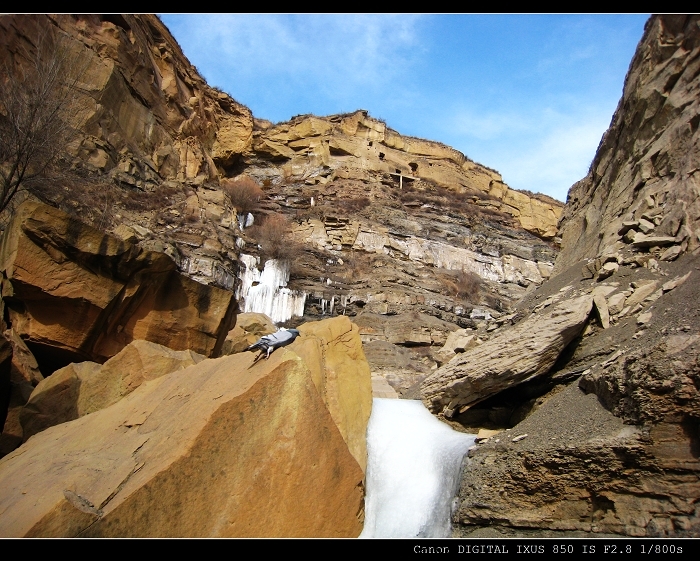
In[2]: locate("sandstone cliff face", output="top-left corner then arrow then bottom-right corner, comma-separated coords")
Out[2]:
0,16 -> 561,393
448,15 -> 700,538
0,14 -> 253,188
248,110 -> 562,239
0,14 -> 565,460
0,200 -> 237,369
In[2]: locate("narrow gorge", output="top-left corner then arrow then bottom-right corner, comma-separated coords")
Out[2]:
0,14 -> 698,538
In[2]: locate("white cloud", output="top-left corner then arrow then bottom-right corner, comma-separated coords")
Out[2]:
440,105 -> 612,201
166,14 -> 423,103
497,113 -> 612,201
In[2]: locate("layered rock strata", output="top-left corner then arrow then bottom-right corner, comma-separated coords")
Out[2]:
421,294 -> 593,417
556,15 -> 700,272
247,110 -> 562,239
448,15 -> 700,538
0,200 -> 237,367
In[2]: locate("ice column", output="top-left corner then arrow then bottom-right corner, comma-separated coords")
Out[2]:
236,254 -> 306,323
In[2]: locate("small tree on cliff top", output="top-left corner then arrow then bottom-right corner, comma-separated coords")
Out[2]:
0,28 -> 83,217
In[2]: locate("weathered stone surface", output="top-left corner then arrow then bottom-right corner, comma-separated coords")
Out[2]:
20,340 -> 205,441
19,362 -> 100,443
0,201 -> 237,365
421,294 -> 593,416
0,348 -> 365,537
0,335 -> 14,452
220,312 -> 276,355
0,15 -> 254,186
454,15 -> 700,538
556,15 -> 700,272
290,316 -> 373,472
0,330 -> 43,454
251,110 -> 562,238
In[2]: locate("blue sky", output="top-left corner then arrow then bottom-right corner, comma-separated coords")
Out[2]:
160,14 -> 649,202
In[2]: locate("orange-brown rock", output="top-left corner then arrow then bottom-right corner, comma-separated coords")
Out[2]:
290,316 -> 373,472
20,340 -> 205,441
0,15 -> 254,187
0,200 -> 237,366
247,110 -> 562,238
221,312 -> 276,355
0,347 -> 365,537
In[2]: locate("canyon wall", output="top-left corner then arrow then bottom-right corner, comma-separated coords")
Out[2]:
440,15 -> 700,537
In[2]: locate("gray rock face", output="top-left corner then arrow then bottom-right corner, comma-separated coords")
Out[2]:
451,15 -> 700,538
421,295 -> 593,416
556,15 -> 700,273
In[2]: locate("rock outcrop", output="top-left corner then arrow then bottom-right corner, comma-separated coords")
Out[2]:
0,200 -> 237,368
421,294 -> 593,417
0,320 -> 369,537
447,15 -> 700,538
293,316 -> 373,472
0,15 -> 253,188
0,14 -> 563,397
556,15 -> 700,272
247,110 -> 562,239
220,312 -> 277,355
20,340 -> 205,441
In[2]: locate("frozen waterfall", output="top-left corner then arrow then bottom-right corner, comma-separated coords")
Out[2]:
360,398 -> 476,538
236,254 -> 307,324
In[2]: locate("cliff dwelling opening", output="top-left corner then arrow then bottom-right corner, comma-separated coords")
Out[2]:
379,152 -> 385,160
409,162 -> 418,173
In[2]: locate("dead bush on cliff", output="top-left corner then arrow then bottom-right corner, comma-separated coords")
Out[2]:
221,176 -> 264,214
250,213 -> 299,261
443,269 -> 481,302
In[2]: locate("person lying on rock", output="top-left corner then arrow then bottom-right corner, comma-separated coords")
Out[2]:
246,328 -> 301,361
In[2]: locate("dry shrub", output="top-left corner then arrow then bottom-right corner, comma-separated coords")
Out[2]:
338,196 -> 371,213
444,269 -> 481,302
250,213 -> 298,261
222,176 -> 264,214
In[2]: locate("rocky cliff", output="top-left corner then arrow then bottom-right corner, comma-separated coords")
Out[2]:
6,13 -> 695,538
0,14 -> 563,396
424,15 -> 700,537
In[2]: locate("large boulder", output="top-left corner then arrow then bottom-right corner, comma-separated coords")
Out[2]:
292,316 -> 373,472
20,340 -> 205,441
0,344 -> 366,537
421,294 -> 593,416
220,312 -> 276,355
0,200 -> 237,367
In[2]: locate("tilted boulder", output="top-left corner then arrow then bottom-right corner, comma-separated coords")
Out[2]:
421,294 -> 593,416
0,200 -> 237,365
20,340 -> 205,441
0,344 -> 366,537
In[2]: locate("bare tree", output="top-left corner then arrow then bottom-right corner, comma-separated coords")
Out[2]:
0,27 -> 83,216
